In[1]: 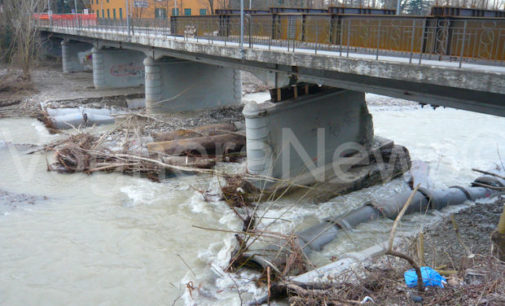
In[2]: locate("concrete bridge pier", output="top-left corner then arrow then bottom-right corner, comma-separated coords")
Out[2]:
143,56 -> 242,113
243,88 -> 408,197
92,48 -> 145,89
244,89 -> 374,187
61,40 -> 92,73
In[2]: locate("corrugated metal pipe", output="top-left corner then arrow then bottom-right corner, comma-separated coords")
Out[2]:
241,174 -> 502,272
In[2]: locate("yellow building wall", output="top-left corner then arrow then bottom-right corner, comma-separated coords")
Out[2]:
90,0 -> 228,19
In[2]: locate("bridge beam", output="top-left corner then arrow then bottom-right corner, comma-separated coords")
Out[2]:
92,48 -> 145,89
61,40 -> 92,73
243,89 -> 378,191
143,56 -> 242,113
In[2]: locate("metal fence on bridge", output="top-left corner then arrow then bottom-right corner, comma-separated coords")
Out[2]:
37,12 -> 505,67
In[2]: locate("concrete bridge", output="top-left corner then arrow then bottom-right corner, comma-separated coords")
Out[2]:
37,16 -> 505,190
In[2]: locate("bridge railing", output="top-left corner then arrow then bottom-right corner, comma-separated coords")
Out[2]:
37,14 -> 505,67
175,15 -> 505,65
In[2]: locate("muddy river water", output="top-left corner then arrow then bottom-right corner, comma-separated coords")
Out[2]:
1,99 -> 505,305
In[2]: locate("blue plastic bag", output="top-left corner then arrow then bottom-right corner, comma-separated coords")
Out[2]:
404,266 -> 447,288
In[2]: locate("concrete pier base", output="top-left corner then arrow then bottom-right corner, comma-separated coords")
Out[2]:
61,40 -> 92,73
92,48 -> 145,89
144,56 -> 242,113
243,88 -> 410,197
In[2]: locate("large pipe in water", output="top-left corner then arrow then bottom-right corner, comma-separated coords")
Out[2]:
239,173 -> 502,272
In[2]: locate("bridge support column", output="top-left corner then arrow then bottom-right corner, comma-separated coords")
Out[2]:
143,56 -> 242,113
144,57 -> 163,108
243,88 -> 390,193
61,40 -> 92,73
92,48 -> 145,89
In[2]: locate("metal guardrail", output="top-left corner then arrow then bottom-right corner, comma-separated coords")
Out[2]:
431,6 -> 505,18
37,14 -> 505,67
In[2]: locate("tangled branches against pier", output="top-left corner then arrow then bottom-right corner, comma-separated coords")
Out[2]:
48,133 -> 212,181
50,133 -> 159,180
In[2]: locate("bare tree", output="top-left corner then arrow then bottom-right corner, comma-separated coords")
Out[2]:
207,0 -> 215,14
207,0 -> 232,14
1,0 -> 46,79
0,1 -> 8,62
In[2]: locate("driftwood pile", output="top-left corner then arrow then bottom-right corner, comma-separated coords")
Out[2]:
48,123 -> 246,180
147,123 -> 246,162
49,133 -> 169,181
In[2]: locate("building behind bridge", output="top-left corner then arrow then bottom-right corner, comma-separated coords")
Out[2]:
89,0 -> 228,19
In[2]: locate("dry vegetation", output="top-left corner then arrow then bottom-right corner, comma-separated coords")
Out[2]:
0,73 -> 37,107
278,254 -> 505,305
45,131 -> 224,181
40,113 -> 248,182
0,0 -> 46,78
48,133 -> 167,181
0,0 -> 46,116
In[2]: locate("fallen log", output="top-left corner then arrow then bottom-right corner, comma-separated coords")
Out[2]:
152,129 -> 203,142
161,155 -> 216,169
152,123 -> 237,141
147,133 -> 246,156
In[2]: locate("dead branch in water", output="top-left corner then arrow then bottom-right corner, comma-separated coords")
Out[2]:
472,168 -> 505,181
385,184 -> 425,292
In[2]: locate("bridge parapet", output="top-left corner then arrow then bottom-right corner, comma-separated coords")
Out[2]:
168,13 -> 505,64
38,13 -> 505,65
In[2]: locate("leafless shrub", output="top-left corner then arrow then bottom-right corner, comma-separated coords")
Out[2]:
1,0 -> 46,79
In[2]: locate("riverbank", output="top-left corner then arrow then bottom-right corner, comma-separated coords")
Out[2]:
0,64 -> 246,170
276,198 -> 505,305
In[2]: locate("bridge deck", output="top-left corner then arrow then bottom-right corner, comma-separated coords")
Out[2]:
39,21 -> 505,116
